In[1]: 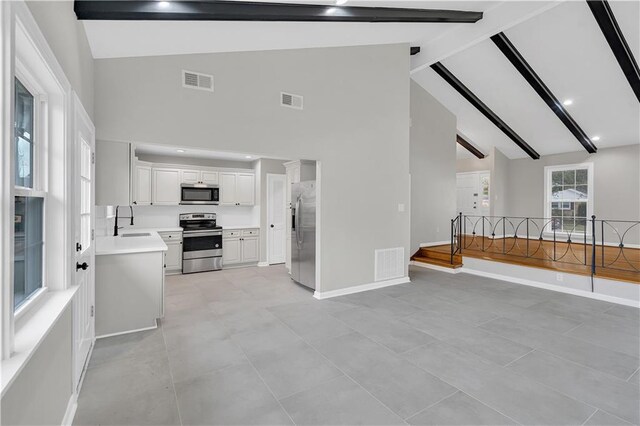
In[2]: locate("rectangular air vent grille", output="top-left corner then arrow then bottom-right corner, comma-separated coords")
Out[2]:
374,247 -> 404,282
182,70 -> 214,92
281,92 -> 303,110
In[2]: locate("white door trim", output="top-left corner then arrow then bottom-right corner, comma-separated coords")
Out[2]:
266,173 -> 286,265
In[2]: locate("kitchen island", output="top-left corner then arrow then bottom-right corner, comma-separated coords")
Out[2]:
95,231 -> 167,337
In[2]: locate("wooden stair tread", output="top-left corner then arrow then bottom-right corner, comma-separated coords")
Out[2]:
412,255 -> 462,269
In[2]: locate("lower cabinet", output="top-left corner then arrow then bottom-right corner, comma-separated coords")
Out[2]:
158,231 -> 183,274
222,229 -> 259,267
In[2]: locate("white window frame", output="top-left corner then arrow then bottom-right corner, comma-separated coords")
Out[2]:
543,162 -> 594,236
13,64 -> 49,319
2,1 -> 73,365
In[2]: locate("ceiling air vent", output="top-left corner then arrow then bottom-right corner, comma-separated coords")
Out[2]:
281,92 -> 303,110
182,70 -> 214,92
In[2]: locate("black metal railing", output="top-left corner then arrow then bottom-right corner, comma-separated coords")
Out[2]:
449,213 -> 640,284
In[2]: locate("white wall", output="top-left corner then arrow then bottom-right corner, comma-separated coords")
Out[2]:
409,80 -> 457,250
95,44 -> 411,292
505,144 -> 640,221
25,1 -> 93,117
1,306 -> 73,425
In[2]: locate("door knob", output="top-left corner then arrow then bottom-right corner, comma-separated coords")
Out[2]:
76,262 -> 89,271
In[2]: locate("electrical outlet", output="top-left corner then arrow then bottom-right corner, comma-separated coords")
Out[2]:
556,273 -> 563,282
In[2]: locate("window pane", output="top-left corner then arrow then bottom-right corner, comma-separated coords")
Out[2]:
576,202 -> 587,217
552,171 -> 563,185
15,79 -> 34,188
563,218 -> 575,232
575,218 -> 587,232
575,185 -> 588,199
576,169 -> 588,185
14,196 -> 44,310
563,170 -> 575,185
551,217 -> 562,231
552,185 -> 562,199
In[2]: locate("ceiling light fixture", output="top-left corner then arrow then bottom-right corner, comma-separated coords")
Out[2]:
562,99 -> 573,106
591,135 -> 601,141
245,155 -> 253,159
158,1 -> 170,8
176,149 -> 185,153
336,0 -> 348,5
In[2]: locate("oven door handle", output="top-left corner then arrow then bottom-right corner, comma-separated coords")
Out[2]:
183,231 -> 223,237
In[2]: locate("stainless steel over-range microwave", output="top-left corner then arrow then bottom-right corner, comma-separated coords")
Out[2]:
180,184 -> 219,205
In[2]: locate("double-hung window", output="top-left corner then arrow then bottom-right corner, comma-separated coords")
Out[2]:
13,77 -> 45,312
544,163 -> 594,234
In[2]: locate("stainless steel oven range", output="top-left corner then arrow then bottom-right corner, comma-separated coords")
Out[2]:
179,213 -> 222,274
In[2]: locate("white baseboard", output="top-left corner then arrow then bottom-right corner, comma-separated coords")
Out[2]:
96,321 -> 158,339
419,241 -> 450,248
314,277 -> 410,300
257,262 -> 269,267
61,393 -> 77,426
410,260 -> 460,274
461,266 -> 639,308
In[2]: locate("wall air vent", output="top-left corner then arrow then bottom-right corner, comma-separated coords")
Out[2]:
281,92 -> 303,110
182,70 -> 214,92
374,247 -> 404,282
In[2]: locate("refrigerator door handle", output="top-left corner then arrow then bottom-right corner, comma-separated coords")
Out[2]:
295,197 -> 302,247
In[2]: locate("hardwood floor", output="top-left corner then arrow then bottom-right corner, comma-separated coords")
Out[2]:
414,236 -> 640,284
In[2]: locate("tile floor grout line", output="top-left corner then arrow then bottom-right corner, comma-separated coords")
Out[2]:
402,389 -> 459,422
580,408 -> 599,426
502,348 -> 536,368
231,332 -> 298,426
271,315 -> 410,425
561,321 -> 587,335
159,320 -> 184,426
625,366 -> 639,382
457,389 -> 523,426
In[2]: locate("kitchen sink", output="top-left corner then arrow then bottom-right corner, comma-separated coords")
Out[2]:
121,233 -> 151,238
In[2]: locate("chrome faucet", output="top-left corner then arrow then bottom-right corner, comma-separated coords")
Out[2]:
113,205 -> 134,236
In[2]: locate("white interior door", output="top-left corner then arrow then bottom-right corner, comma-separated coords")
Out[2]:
73,94 -> 95,391
456,172 -> 481,216
267,174 -> 286,264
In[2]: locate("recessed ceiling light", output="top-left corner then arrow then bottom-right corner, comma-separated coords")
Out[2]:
325,7 -> 338,14
591,135 -> 600,141
176,149 -> 185,153
245,155 -> 253,159
336,0 -> 348,5
158,1 -> 170,8
562,99 -> 573,106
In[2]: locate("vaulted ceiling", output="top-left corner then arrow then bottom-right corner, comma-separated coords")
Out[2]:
79,0 -> 639,160
412,1 -> 640,159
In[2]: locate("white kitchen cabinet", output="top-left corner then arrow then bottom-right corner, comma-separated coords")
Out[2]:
201,171 -> 219,185
220,173 -> 237,205
152,168 -> 180,205
220,172 -> 255,206
223,228 -> 260,267
181,169 -> 218,185
134,162 -> 152,205
241,236 -> 259,263
222,237 -> 242,265
159,231 -> 183,274
96,140 -> 132,206
236,174 -> 255,205
180,169 -> 200,184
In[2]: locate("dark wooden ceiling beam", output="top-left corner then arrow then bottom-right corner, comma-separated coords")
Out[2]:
431,62 -> 540,160
456,134 -> 485,159
74,1 -> 483,23
490,32 -> 597,154
586,0 -> 640,102
410,47 -> 421,56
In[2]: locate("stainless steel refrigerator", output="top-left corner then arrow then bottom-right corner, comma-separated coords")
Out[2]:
291,180 -> 316,289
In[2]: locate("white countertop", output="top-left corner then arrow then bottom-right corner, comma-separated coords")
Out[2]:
221,225 -> 260,230
96,230 -> 168,256
129,227 -> 183,233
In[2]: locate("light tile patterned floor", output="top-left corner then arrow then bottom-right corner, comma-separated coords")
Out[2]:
74,265 -> 640,425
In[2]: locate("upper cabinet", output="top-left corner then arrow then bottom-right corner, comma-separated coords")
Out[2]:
220,172 -> 255,206
152,168 -> 181,205
134,161 -> 152,205
180,170 -> 218,185
96,140 -> 132,206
